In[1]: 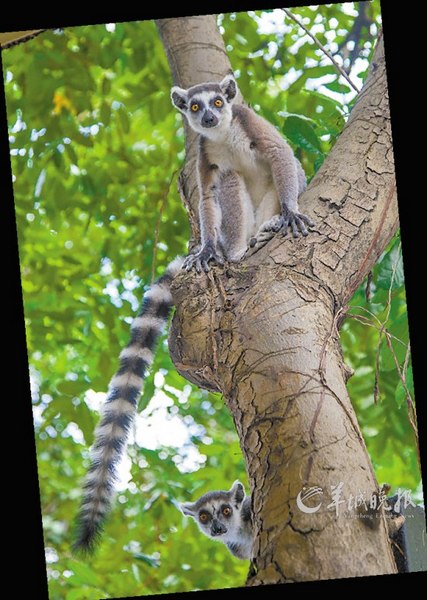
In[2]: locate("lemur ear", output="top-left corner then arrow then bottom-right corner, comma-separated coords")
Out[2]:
180,502 -> 196,517
219,74 -> 237,102
230,480 -> 245,505
171,86 -> 189,112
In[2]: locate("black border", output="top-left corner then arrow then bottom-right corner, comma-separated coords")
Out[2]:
1,1 -> 424,598
1,60 -> 49,596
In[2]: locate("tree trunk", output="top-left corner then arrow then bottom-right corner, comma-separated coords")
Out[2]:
157,15 -> 398,583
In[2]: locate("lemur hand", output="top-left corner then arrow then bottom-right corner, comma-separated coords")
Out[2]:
249,209 -> 314,249
276,209 -> 314,238
183,242 -> 224,273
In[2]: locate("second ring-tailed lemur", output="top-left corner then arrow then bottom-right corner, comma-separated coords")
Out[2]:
171,73 -> 314,272
180,482 -> 409,566
74,73 -> 313,553
180,481 -> 253,559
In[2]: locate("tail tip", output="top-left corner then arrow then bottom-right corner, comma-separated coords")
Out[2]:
71,521 -> 102,556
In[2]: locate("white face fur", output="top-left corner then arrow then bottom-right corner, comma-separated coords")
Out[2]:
170,75 -> 237,140
180,481 -> 246,544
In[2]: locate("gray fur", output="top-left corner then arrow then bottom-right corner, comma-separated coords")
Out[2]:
180,481 -> 253,560
171,74 -> 314,272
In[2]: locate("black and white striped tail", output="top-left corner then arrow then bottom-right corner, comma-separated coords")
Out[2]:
73,256 -> 183,553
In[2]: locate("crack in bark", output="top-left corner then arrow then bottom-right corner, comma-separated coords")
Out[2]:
346,181 -> 397,302
207,270 -> 220,374
288,521 -> 325,536
308,305 -> 346,449
309,389 -> 325,444
290,431 -> 350,472
238,346 -> 306,382
273,560 -> 292,583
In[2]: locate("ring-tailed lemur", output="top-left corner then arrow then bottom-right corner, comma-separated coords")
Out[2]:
74,73 -> 313,553
181,482 -> 410,566
171,73 -> 314,272
180,481 -> 253,559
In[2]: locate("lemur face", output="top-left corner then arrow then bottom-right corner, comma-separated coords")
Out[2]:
180,481 -> 246,543
171,74 -> 237,137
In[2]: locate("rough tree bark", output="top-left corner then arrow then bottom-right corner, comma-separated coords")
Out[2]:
156,15 -> 398,583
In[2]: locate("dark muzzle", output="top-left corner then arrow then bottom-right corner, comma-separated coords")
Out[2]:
201,110 -> 218,128
211,520 -> 227,537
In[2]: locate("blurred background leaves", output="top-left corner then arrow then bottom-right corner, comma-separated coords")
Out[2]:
2,3 -> 420,598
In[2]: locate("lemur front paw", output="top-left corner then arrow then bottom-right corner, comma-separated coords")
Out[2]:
183,244 -> 224,273
277,210 -> 315,238
248,209 -> 314,250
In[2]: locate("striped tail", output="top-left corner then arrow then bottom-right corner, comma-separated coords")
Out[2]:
73,256 -> 184,553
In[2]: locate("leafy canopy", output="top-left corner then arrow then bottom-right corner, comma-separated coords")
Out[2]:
3,3 -> 419,598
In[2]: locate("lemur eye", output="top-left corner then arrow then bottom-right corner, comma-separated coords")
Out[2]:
214,98 -> 223,107
222,506 -> 232,517
191,103 -> 199,112
199,512 -> 208,522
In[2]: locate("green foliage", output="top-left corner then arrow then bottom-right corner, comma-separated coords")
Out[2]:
3,3 -> 419,598
341,234 -> 419,493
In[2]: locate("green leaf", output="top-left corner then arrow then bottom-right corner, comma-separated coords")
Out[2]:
394,366 -> 413,408
100,101 -> 111,126
283,115 -> 323,155
65,143 -> 79,165
133,552 -> 161,567
394,380 -> 406,408
279,111 -> 318,126
56,380 -> 88,396
102,76 -> 112,95
74,132 -> 93,148
376,242 -> 405,290
379,335 -> 406,372
117,106 -> 130,133
302,65 -> 339,79
75,401 -> 96,445
324,80 -> 352,94
65,588 -> 101,600
67,561 -> 102,587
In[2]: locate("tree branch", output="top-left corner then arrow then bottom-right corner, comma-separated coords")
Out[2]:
282,8 -> 360,93
248,33 -> 398,308
161,18 -> 398,583
0,30 -> 46,49
156,16 -> 237,242
337,1 -> 373,73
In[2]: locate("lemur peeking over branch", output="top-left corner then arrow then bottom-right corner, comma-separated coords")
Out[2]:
180,481 -> 253,560
73,74 -> 313,553
180,482 -> 408,565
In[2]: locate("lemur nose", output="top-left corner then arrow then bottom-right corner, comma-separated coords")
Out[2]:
211,520 -> 227,536
202,110 -> 217,127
